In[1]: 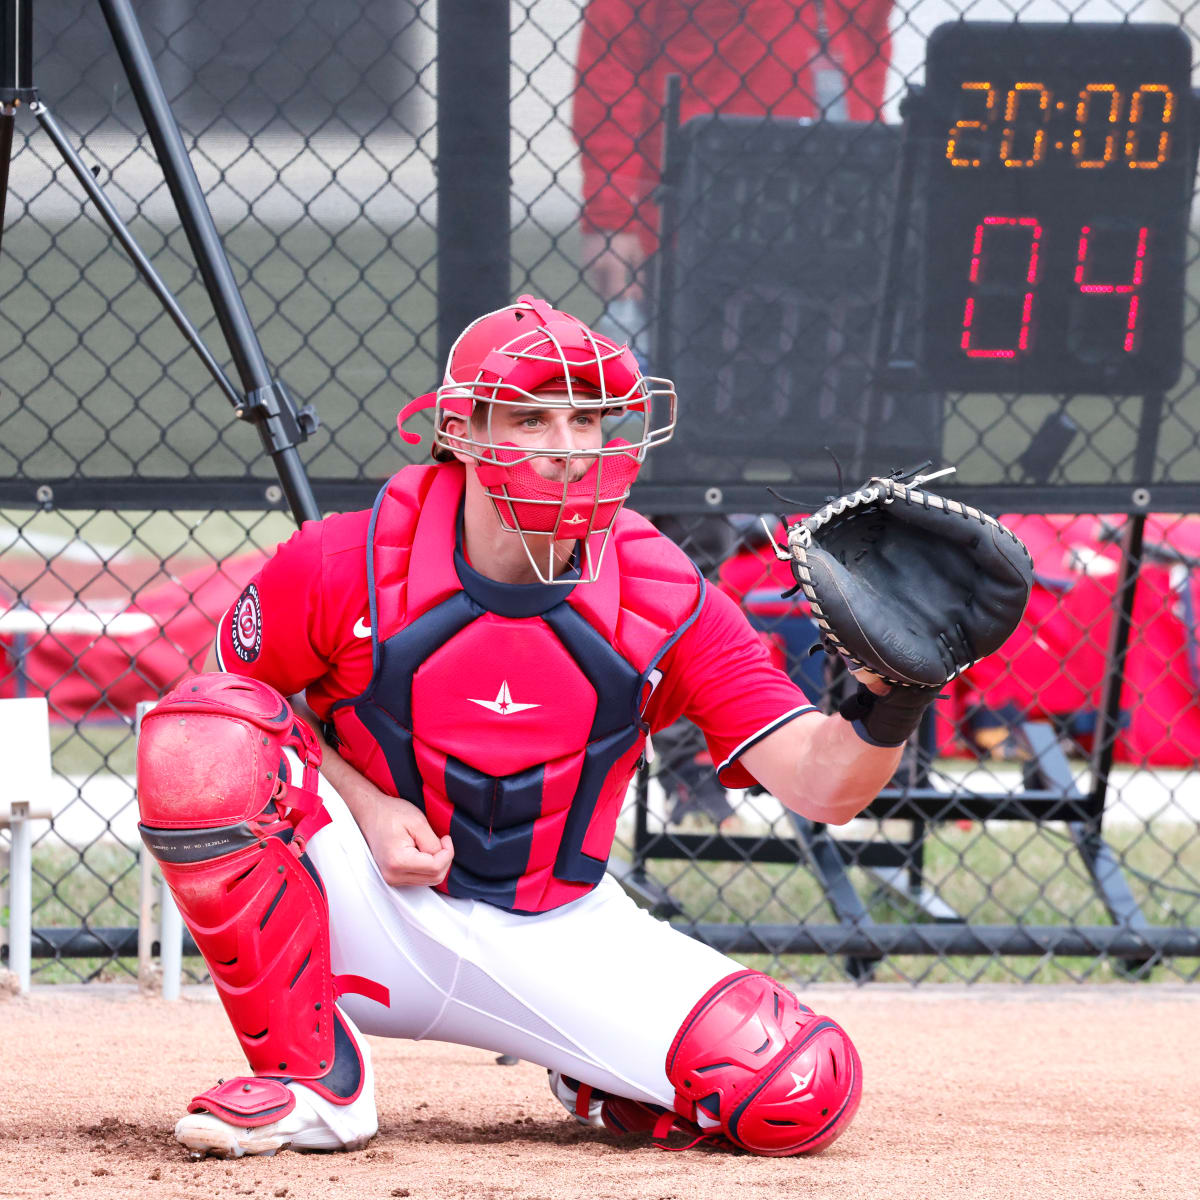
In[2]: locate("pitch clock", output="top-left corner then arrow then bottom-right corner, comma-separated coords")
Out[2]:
919,22 -> 1195,393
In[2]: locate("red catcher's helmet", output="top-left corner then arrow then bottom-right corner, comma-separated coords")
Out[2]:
397,295 -> 676,583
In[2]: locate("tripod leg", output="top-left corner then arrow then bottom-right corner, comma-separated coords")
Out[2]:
31,100 -> 241,410
0,104 -> 15,260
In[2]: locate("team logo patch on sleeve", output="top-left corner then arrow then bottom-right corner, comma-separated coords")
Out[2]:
231,583 -> 263,662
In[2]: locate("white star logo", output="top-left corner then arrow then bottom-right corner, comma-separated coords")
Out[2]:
561,513 -> 587,527
468,680 -> 540,716
783,1066 -> 816,1099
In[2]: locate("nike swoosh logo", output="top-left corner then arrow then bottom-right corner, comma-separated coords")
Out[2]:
353,618 -> 372,639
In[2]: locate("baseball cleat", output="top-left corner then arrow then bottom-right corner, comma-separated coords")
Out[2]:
175,1039 -> 377,1159
547,1070 -> 710,1145
174,1103 -> 374,1159
547,1069 -> 607,1127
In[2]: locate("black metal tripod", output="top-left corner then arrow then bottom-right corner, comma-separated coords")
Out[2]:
0,0 -> 320,526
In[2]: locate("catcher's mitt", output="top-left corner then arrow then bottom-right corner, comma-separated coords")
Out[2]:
785,468 -> 1033,691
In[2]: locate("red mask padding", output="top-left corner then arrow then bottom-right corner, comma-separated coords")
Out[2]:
474,439 -> 641,536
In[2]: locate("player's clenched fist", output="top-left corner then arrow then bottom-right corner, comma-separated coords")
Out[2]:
354,789 -> 454,888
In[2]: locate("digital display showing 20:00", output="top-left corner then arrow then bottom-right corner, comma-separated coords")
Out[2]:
945,80 -> 1177,170
919,23 -> 1194,394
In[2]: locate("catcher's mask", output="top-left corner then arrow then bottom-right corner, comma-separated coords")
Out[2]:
397,294 -> 677,583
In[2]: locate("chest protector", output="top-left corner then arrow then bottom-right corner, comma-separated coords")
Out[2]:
331,464 -> 704,914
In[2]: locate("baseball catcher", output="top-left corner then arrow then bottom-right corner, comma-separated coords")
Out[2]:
137,296 -> 1030,1165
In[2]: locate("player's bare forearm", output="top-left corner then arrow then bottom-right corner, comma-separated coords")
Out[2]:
787,713 -> 901,823
739,707 -> 902,826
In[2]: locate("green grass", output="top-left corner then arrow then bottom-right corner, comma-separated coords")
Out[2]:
6,205 -> 1200,494
50,721 -> 137,777
11,811 -> 1197,987
610,817 -> 1200,985
0,217 -> 590,486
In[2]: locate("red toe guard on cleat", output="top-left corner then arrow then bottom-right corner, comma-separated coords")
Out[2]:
188,1077 -> 297,1127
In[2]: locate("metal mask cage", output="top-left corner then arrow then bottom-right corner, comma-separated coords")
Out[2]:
432,376 -> 677,461
432,378 -> 677,584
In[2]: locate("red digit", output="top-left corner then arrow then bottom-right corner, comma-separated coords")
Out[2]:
1074,224 -> 1148,351
960,216 -> 1041,358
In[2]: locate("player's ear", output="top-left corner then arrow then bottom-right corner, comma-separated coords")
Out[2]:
438,415 -> 475,466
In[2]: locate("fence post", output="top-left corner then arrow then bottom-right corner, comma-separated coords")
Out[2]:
135,699 -> 183,998
436,0 -> 510,366
137,843 -> 157,990
0,698 -> 53,994
160,878 -> 182,1001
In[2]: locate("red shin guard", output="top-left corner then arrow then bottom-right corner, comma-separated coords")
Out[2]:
137,674 -> 388,1105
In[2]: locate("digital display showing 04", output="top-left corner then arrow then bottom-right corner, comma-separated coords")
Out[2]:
919,23 -> 1194,393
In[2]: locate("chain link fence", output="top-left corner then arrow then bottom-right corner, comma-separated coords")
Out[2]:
2,0 -> 1199,987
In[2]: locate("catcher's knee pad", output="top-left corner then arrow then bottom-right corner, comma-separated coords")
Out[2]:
665,969 -> 862,1156
137,673 -> 388,1108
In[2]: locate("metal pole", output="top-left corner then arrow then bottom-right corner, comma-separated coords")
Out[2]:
160,877 -> 182,1000
651,75 -> 682,376
0,0 -> 37,262
0,0 -> 34,102
137,843 -> 155,987
437,0 -> 510,366
1087,391 -> 1164,816
676,922 -> 1200,958
632,759 -> 651,874
8,804 -> 31,993
25,917 -> 1200,960
1086,513 -> 1145,815
0,104 -> 14,259
860,91 -> 925,480
97,0 -> 271,392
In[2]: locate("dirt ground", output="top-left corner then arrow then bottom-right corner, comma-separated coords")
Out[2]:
2,984 -> 1197,1200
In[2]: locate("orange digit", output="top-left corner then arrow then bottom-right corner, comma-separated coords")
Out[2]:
1126,85 -> 1174,169
1072,84 -> 1121,168
946,82 -> 995,167
1000,83 -> 1049,167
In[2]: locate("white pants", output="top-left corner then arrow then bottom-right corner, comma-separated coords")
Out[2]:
305,772 -> 741,1108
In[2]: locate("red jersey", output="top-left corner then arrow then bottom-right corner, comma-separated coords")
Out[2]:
217,490 -> 815,791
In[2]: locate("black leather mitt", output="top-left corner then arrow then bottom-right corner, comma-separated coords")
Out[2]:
786,469 -> 1034,745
